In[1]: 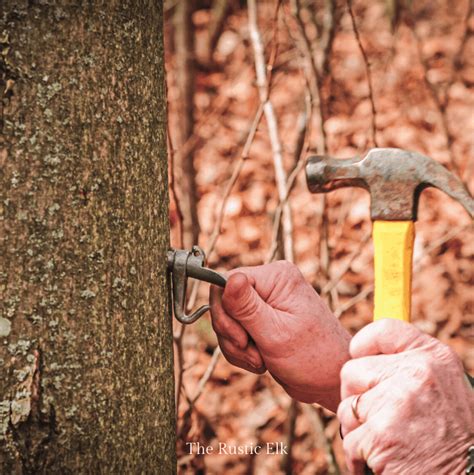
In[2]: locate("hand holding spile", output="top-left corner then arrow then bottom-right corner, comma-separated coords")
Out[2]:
210,261 -> 351,412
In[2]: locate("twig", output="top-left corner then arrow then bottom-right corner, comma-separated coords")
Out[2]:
173,0 -> 200,248
206,0 -> 230,64
409,1 -> 472,179
292,92 -> 311,167
248,0 -> 294,262
333,224 -> 472,318
289,0 -> 337,306
167,123 -> 184,249
174,94 -> 231,165
290,0 -> 327,155
205,104 -> 264,259
453,0 -> 473,76
167,122 -> 187,415
303,404 -> 341,475
267,0 -> 284,90
266,87 -> 313,263
187,346 -> 222,406
281,399 -> 298,474
184,104 -> 265,314
334,285 -> 373,318
174,104 -> 264,423
417,223 -> 470,258
347,0 -> 379,148
321,229 -> 371,296
174,323 -> 186,416
321,0 -> 339,79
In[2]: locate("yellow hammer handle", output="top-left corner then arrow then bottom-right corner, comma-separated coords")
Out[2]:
373,221 -> 414,322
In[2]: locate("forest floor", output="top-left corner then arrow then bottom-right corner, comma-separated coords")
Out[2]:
165,1 -> 473,473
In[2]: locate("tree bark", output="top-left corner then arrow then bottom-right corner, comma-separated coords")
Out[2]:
0,1 -> 175,473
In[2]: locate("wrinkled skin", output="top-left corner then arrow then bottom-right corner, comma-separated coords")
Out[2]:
210,263 -> 473,473
209,261 -> 351,412
338,319 -> 474,475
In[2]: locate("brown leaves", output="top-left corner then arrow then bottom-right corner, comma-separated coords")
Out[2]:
167,0 -> 473,472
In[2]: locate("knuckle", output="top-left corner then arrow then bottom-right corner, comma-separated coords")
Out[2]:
220,339 -> 240,360
368,414 -> 390,435
210,317 -> 221,335
436,342 -> 458,365
378,319 -> 421,344
340,359 -> 355,383
342,436 -> 357,459
377,318 -> 407,334
411,358 -> 431,382
236,293 -> 258,318
218,317 -> 231,334
419,354 -> 436,378
336,398 -> 349,422
274,260 -> 300,278
408,354 -> 438,388
367,415 -> 400,451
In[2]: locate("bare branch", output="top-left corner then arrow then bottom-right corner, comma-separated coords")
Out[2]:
409,0 -> 472,180
205,104 -> 265,259
187,346 -> 222,407
347,0 -> 379,148
290,0 -> 327,155
167,123 -> 184,250
266,90 -> 312,263
321,0 -> 339,79
206,0 -> 231,64
334,285 -> 373,318
174,323 -> 186,416
303,404 -> 341,475
281,400 -> 298,474
321,229 -> 371,296
334,224 -> 471,318
289,0 -> 336,306
184,104 -> 265,314
248,0 -> 294,262
173,0 -> 200,248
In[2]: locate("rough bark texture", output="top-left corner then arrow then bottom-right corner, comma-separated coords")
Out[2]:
0,1 -> 175,473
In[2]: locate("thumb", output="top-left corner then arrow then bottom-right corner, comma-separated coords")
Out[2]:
222,272 -> 270,340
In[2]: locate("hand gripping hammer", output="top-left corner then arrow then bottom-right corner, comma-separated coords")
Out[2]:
306,148 -> 473,322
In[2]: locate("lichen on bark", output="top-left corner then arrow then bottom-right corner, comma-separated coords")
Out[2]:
0,1 -> 175,473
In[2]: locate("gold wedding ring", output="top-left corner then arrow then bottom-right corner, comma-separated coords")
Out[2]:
351,393 -> 363,423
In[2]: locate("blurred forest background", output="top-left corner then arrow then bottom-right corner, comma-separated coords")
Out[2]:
164,0 -> 473,473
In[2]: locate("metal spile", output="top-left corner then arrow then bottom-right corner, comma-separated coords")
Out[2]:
167,246 -> 227,324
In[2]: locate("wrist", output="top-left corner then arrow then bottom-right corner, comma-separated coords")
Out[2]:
295,386 -> 341,413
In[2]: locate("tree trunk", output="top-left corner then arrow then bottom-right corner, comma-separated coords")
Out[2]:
0,1 -> 175,473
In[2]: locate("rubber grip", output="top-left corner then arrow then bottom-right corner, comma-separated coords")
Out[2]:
373,220 -> 414,322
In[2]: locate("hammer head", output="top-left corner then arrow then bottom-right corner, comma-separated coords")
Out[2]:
306,148 -> 474,221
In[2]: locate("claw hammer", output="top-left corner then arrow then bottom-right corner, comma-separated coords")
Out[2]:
306,148 -> 474,322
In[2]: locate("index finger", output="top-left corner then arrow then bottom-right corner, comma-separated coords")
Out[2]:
210,284 -> 249,350
340,353 -> 396,399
